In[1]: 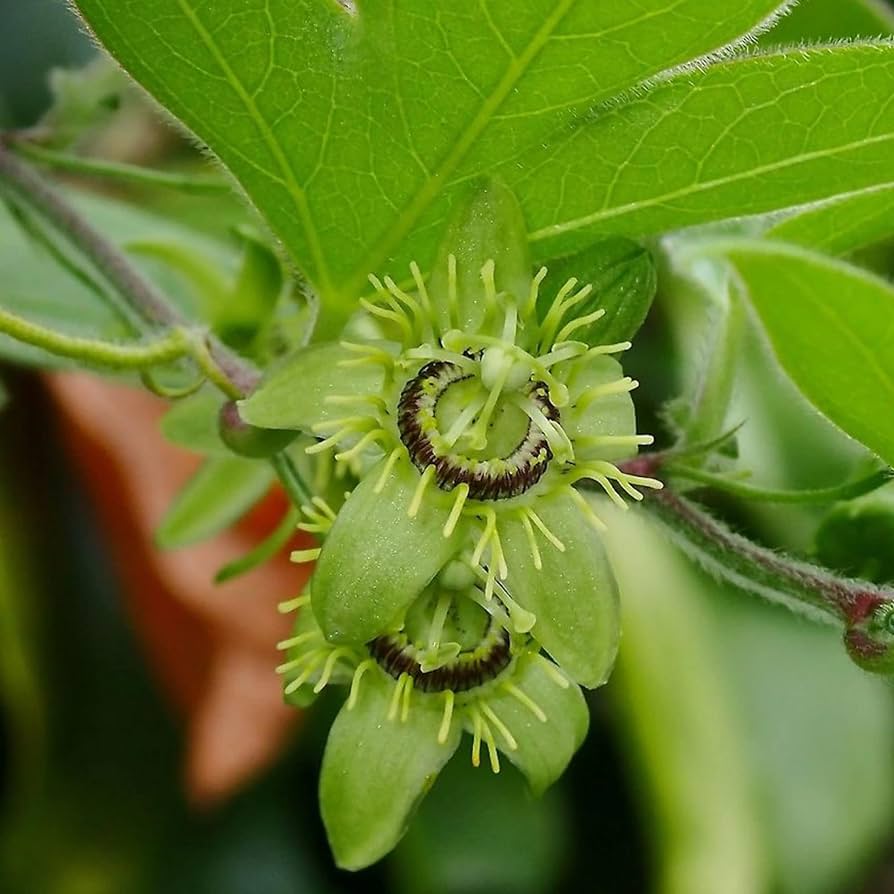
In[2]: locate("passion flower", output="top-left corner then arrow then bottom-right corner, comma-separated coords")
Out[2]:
276,562 -> 588,870
240,181 -> 659,685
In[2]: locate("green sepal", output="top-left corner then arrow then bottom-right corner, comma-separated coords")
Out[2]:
160,389 -> 229,456
561,354 -> 637,461
312,456 -> 461,643
501,493 -> 620,688
477,653 -> 588,796
539,238 -> 656,346
320,668 -> 462,870
238,341 -> 387,432
428,178 -> 531,336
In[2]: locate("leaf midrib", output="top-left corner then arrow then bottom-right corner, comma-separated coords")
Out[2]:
339,0 -> 577,297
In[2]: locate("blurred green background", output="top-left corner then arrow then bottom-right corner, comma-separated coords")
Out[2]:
2,2 -> 894,893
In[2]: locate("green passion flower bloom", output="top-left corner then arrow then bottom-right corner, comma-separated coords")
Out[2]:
275,564 -> 588,870
241,181 -> 659,688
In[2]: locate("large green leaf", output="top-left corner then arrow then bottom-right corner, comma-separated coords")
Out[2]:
73,0 -> 792,311
719,240 -> 894,466
524,45 -> 894,260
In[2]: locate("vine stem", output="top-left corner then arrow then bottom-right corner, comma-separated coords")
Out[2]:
0,141 -> 259,395
0,142 -> 313,503
621,453 -> 894,673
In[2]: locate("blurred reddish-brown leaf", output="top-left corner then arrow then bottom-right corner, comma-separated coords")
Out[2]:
45,372 -> 312,806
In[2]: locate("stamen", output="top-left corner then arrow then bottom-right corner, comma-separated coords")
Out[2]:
501,296 -> 518,344
347,659 -> 374,709
490,524 -> 509,580
441,392 -> 487,447
519,510 -> 543,570
388,673 -> 409,721
438,690 -> 455,744
472,510 -> 498,566
525,266 -> 548,318
374,448 -> 403,494
574,377 -> 638,411
586,341 -> 632,357
540,276 -> 578,346
480,259 -> 497,305
290,547 -> 322,564
447,253 -> 458,329
568,486 -> 608,532
484,560 -> 497,602
314,648 -> 350,693
408,464 -> 436,518
537,655 -> 571,689
283,651 -> 325,694
523,507 -> 565,552
276,631 -> 319,651
515,394 -> 574,460
480,702 -> 518,751
409,261 -> 433,318
277,594 -> 310,614
311,497 -> 337,520
401,673 -> 414,722
555,306 -> 605,344
467,361 -> 510,450
503,682 -> 547,722
359,296 -> 412,343
427,592 -> 453,652
334,428 -> 387,461
443,483 -> 470,537
493,580 -> 536,633
404,344 -> 477,372
471,708 -> 483,767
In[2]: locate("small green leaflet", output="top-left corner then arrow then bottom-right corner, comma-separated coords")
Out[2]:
720,239 -> 894,467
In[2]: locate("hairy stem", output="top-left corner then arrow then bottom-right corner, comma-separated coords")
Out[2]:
622,452 -> 894,673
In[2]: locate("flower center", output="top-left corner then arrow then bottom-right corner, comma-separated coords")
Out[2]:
397,359 -> 559,501
368,579 -> 513,693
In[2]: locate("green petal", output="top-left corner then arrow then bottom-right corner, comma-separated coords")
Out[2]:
320,669 -> 461,870
429,177 -> 531,335
480,653 -> 588,796
313,455 -> 462,643
561,354 -> 637,461
501,492 -> 620,688
238,341 -> 386,432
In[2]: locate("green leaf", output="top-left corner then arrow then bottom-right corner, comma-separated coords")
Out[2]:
719,240 -> 894,466
501,492 -> 620,688
767,183 -> 894,255
479,654 -> 588,796
524,46 -> 894,260
312,456 -> 460,643
319,669 -> 462,871
539,238 -> 657,345
74,0 -> 792,310
160,389 -> 229,456
604,507 -> 768,894
238,341 -> 387,432
155,456 -> 273,549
